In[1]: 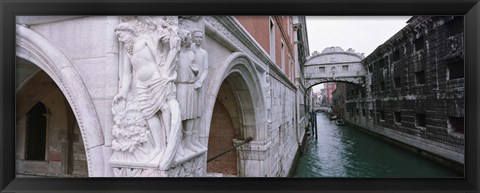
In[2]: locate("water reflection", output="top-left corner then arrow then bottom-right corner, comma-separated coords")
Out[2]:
293,112 -> 462,177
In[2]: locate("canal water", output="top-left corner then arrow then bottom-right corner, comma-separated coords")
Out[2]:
293,112 -> 462,177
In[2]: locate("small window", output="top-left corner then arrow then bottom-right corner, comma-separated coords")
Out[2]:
362,109 -> 366,116
394,112 -> 402,124
356,109 -> 360,116
415,71 -> 426,85
415,113 -> 426,128
448,116 -> 464,134
392,50 -> 401,61
319,67 -> 325,73
378,58 -> 386,68
378,111 -> 385,121
370,85 -> 374,92
281,41 -> 285,71
368,64 -> 373,72
370,110 -> 374,118
447,60 -> 464,80
342,65 -> 349,71
269,18 -> 276,62
26,102 -> 47,161
394,77 -> 401,88
380,81 -> 385,91
414,36 -> 425,51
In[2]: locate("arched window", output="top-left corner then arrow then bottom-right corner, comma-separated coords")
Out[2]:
25,102 -> 47,161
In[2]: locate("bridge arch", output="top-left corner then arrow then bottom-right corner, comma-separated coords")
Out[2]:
305,80 -> 364,92
304,46 -> 367,88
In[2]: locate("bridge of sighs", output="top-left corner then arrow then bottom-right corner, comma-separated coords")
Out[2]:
304,46 -> 366,89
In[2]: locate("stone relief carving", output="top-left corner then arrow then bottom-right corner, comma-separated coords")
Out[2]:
265,71 -> 273,136
109,16 -> 208,177
176,25 -> 209,155
110,16 -> 184,173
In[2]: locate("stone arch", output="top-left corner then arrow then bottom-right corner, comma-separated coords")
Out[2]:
204,52 -> 266,142
16,24 -> 104,176
204,52 -> 267,176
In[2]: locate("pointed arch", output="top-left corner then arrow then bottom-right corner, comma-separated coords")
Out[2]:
204,52 -> 267,142
203,52 -> 267,176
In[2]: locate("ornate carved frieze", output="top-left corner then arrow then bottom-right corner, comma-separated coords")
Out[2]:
446,33 -> 464,59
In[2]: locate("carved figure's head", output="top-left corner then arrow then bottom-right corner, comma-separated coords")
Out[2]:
192,29 -> 204,46
178,29 -> 192,48
114,22 -> 137,42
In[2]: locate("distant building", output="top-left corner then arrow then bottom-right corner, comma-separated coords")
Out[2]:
325,83 -> 336,107
332,83 -> 346,119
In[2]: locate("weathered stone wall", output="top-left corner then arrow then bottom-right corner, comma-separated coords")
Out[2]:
343,16 -> 464,166
266,77 -> 298,176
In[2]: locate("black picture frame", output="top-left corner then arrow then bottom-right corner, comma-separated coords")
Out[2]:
1,0 -> 479,192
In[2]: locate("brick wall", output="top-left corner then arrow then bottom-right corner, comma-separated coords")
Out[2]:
235,16 -> 296,81
207,99 -> 239,176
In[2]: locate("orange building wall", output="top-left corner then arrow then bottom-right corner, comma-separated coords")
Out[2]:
235,16 -> 295,81
235,16 -> 270,54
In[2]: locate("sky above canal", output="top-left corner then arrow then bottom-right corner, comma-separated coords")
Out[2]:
306,16 -> 411,57
306,16 -> 411,93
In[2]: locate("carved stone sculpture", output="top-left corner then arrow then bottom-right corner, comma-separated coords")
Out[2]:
176,29 -> 205,154
190,29 -> 209,150
110,16 -> 183,173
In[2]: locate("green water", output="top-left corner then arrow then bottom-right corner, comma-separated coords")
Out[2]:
293,112 -> 462,177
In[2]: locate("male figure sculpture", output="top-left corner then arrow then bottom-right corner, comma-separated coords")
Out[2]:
111,16 -> 182,171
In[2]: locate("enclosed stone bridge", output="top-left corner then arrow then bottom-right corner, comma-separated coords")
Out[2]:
304,46 -> 366,89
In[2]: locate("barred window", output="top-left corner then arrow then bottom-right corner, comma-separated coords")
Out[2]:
394,77 -> 401,88
392,50 -> 401,62
415,113 -> 426,128
378,110 -> 385,121
319,67 -> 325,73
414,36 -> 425,51
415,71 -> 426,85
447,60 -> 464,80
448,116 -> 464,134
394,112 -> 402,124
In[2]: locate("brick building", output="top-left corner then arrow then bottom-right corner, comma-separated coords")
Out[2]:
325,83 -> 336,108
343,16 -> 464,169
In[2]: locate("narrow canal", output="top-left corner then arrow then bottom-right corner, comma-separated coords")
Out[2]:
293,112 -> 462,177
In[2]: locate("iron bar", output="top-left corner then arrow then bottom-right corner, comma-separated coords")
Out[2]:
207,137 -> 253,163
